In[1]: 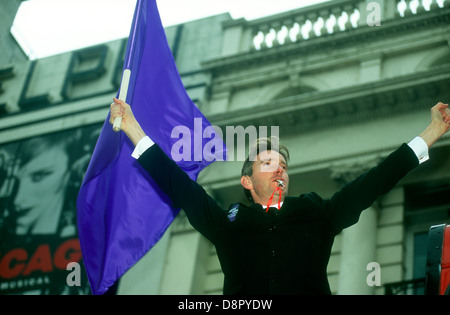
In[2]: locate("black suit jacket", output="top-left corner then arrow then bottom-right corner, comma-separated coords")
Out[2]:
138,143 -> 419,294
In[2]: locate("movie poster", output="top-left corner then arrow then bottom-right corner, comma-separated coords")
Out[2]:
0,124 -> 101,294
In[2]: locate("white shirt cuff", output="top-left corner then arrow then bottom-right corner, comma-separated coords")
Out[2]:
407,136 -> 429,164
131,136 -> 155,159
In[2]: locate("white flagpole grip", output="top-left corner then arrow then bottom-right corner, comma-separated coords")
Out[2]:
113,69 -> 132,132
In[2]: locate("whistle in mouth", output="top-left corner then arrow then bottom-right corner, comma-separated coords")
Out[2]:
275,179 -> 285,188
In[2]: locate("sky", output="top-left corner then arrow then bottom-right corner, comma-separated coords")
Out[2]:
11,0 -> 331,60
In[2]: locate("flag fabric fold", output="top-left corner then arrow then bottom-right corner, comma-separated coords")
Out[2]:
76,0 -> 224,295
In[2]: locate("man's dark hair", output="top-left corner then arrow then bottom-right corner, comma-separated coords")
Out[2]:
240,137 -> 290,202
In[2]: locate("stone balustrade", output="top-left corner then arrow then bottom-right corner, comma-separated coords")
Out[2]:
220,0 -> 449,56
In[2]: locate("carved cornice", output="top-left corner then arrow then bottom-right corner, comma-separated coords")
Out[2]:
330,157 -> 381,187
208,65 -> 450,136
202,8 -> 450,74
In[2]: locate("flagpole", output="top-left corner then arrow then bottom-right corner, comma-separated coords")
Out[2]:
112,0 -> 142,132
113,69 -> 131,132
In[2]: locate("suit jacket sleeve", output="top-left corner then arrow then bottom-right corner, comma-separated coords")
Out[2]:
326,143 -> 419,234
137,144 -> 225,242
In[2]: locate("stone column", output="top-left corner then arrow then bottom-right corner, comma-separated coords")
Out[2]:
117,224 -> 172,294
331,160 -> 379,295
158,211 -> 206,294
337,205 -> 378,294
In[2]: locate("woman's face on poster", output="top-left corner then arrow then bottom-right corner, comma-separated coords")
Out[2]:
14,145 -> 70,234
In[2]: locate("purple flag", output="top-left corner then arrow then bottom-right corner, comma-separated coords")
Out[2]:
77,0 -> 224,295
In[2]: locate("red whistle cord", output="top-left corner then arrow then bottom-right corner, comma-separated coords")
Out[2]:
266,187 -> 282,212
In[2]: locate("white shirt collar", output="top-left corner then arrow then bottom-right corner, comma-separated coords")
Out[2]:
262,202 -> 284,209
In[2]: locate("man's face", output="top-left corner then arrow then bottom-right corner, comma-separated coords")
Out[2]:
241,150 -> 289,205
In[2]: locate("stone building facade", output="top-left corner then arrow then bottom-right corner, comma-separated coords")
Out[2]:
1,0 -> 449,295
